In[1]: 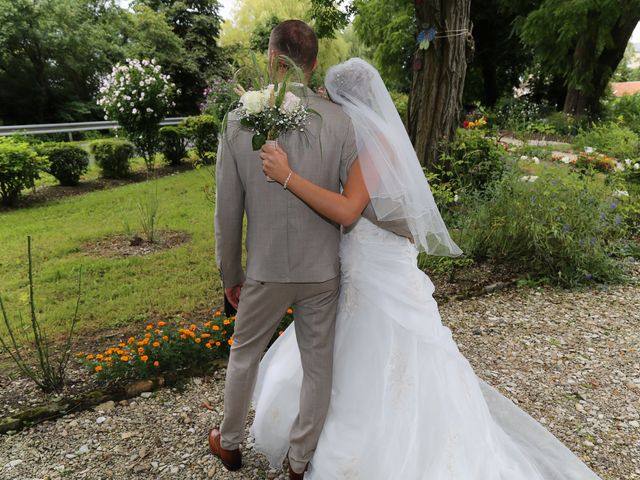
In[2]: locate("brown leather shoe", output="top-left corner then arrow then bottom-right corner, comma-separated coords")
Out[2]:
208,428 -> 242,471
289,463 -> 308,480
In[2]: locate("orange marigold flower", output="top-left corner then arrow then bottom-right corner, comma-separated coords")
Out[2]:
105,356 -> 112,361
180,334 -> 187,339
96,354 -> 104,360
152,342 -> 160,348
86,354 -> 94,360
157,321 -> 166,327
287,308 -> 293,315
222,330 -> 227,335
179,320 -> 185,325
201,333 -> 211,338
145,325 -> 153,330
212,325 -> 220,331
77,351 -> 85,356
118,343 -> 126,347
144,333 -> 152,338
95,365 -> 103,372
153,361 -> 160,367
162,335 -> 169,341
214,310 -> 222,317
223,319 -> 231,325
195,338 -> 202,344
204,321 -> 212,327
215,342 -> 221,347
228,338 -> 234,346
141,355 -> 149,362
138,347 -> 145,354
206,342 -> 213,349
155,329 -> 162,334
121,356 -> 130,362
189,324 -> 197,331
127,337 -> 135,344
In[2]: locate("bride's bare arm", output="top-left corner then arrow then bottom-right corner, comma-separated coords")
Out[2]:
260,143 -> 370,226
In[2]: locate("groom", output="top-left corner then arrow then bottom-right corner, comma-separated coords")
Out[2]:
210,20 -> 358,479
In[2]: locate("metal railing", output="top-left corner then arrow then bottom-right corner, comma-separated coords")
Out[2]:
0,117 -> 186,138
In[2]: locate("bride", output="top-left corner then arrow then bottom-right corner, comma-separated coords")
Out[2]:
254,58 -> 601,480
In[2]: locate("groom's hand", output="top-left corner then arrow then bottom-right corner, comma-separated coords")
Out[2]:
225,284 -> 243,309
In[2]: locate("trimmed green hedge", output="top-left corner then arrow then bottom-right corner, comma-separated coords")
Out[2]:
89,139 -> 134,179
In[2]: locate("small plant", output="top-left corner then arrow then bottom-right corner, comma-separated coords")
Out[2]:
575,152 -> 617,174
38,143 -> 89,186
0,237 -> 81,393
97,58 -> 177,171
181,115 -> 220,164
436,128 -> 508,194
79,308 -> 295,383
0,137 -> 48,205
159,126 -> 188,166
89,139 -> 134,179
137,181 -> 160,243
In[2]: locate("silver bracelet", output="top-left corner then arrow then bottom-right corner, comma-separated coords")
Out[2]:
283,170 -> 293,190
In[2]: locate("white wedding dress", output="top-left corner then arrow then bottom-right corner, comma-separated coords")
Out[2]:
251,216 -> 602,479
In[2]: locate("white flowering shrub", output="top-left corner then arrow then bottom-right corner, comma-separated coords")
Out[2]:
97,59 -> 177,170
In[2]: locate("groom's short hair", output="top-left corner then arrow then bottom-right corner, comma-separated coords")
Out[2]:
269,20 -> 319,72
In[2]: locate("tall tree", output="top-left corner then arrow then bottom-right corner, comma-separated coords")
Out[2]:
519,0 -> 640,117
407,0 -> 473,167
0,0 -> 127,124
132,0 -> 226,114
311,0 -> 472,166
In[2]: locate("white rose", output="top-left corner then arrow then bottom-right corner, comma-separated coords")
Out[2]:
519,155 -> 528,161
532,156 -> 540,164
634,163 -> 640,170
132,108 -> 138,114
240,90 -> 266,114
280,91 -> 301,114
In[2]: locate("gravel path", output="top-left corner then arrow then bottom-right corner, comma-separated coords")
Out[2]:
1,281 -> 638,480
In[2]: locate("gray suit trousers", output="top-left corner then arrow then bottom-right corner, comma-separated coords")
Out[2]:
220,276 -> 340,473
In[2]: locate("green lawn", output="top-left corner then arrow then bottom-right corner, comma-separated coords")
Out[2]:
0,167 -> 222,338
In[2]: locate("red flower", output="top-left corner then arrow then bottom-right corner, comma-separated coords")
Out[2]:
463,120 -> 470,128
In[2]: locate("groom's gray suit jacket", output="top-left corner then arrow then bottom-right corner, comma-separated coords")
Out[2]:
215,89 -> 357,288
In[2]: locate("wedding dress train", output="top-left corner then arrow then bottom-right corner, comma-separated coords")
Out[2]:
251,217 -> 602,479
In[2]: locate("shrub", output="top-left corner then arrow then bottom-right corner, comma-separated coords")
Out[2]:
603,93 -> 640,134
80,308 -> 295,383
545,112 -> 582,136
38,143 -> 89,186
181,115 -> 219,163
89,139 -> 134,179
573,122 -> 640,160
98,58 -> 177,171
493,95 -> 550,132
159,126 -> 188,166
436,128 -> 508,193
0,137 -> 48,205
389,91 -> 408,124
459,166 -> 630,286
201,76 -> 240,119
574,152 -> 617,174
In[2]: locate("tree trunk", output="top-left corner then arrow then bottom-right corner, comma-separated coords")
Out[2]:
563,8 -> 640,118
408,0 -> 472,168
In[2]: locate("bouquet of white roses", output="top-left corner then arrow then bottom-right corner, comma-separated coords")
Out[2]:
229,54 -> 317,151
236,83 -> 311,151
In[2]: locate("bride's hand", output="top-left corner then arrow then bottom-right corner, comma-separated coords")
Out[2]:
260,144 -> 291,185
